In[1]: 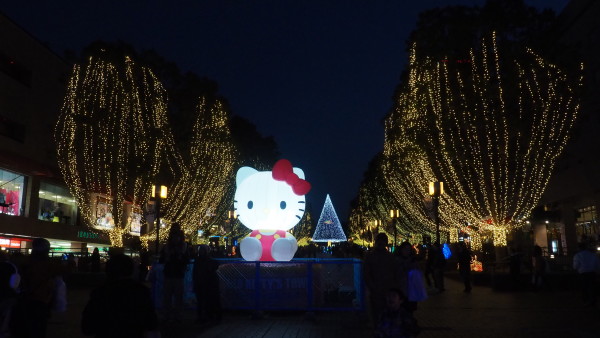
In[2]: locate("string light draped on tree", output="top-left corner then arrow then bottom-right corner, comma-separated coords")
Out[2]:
312,194 -> 347,242
404,33 -> 581,245
292,208 -> 315,243
55,54 -> 174,247
348,154 -> 405,242
162,97 -> 236,236
382,51 -> 474,240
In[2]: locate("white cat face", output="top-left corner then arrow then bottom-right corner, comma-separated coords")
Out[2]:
234,166 -> 306,231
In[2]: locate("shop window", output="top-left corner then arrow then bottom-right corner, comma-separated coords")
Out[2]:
0,169 -> 25,216
92,194 -> 115,229
126,204 -> 142,236
38,182 -> 77,226
575,205 -> 598,242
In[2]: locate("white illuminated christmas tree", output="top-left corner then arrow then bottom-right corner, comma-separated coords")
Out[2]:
312,194 -> 347,242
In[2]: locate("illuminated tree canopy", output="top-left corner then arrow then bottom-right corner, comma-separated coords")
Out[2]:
55,53 -> 174,246
384,34 -> 581,246
162,97 -> 236,236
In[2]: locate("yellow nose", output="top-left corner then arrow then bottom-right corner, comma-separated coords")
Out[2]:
263,208 -> 271,215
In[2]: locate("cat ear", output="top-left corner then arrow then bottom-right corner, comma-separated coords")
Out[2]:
293,167 -> 305,180
236,167 -> 258,186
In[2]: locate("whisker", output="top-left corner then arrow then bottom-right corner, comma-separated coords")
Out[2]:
299,209 -> 305,212
296,215 -> 301,220
298,201 -> 305,204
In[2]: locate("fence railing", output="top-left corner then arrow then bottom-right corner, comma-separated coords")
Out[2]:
150,258 -> 365,312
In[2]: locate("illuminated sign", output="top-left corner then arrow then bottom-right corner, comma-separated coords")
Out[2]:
234,159 -> 311,261
77,231 -> 99,239
0,237 -> 30,248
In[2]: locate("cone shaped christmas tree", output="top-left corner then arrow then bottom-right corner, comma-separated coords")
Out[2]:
312,194 -> 347,242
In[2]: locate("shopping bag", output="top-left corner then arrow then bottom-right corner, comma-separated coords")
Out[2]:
407,269 -> 428,302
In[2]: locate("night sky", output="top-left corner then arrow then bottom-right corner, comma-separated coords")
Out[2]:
1,0 -> 568,221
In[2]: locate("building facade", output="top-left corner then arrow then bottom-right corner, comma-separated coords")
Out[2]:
534,0 -> 600,256
0,12 -> 111,255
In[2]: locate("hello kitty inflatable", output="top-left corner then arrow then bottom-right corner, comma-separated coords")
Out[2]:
234,159 -> 311,261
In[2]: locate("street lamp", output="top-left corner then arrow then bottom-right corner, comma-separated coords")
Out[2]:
370,220 -> 381,247
152,184 -> 167,255
429,181 -> 444,244
227,209 -> 238,249
390,209 -> 400,249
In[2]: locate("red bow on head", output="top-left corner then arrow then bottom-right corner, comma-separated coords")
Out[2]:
272,159 -> 311,196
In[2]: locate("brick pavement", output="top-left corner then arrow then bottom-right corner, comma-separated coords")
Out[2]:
47,273 -> 599,338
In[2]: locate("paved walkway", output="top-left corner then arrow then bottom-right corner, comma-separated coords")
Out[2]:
48,273 -> 599,338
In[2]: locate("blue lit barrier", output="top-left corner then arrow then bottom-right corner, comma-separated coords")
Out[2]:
149,258 -> 365,312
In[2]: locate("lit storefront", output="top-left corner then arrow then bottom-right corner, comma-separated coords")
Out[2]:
38,181 -> 77,225
0,236 -> 31,252
0,168 -> 25,216
91,193 -> 143,236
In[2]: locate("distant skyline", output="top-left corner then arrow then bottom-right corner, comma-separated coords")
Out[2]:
0,0 -> 569,221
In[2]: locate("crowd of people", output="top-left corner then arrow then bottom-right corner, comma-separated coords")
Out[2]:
364,234 -> 453,337
0,229 -> 597,337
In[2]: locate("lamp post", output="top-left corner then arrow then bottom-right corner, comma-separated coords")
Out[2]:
390,209 -> 399,249
152,184 -> 167,255
429,181 -> 444,244
227,210 -> 237,249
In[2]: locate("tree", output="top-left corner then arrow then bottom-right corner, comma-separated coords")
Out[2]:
292,203 -> 315,243
55,49 -> 173,247
380,0 -> 580,247
313,195 -> 347,243
386,34 -> 580,246
348,154 -> 408,244
161,96 -> 237,237
60,41 -> 280,247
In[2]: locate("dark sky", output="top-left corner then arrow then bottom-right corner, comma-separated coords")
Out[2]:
1,0 -> 568,221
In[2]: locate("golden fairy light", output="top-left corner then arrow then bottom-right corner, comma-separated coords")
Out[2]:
161,97 -> 236,237
383,33 -> 581,246
55,54 -> 175,247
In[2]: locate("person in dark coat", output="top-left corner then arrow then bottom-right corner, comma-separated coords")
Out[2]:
457,242 -> 472,293
531,245 -> 546,291
431,242 -> 446,292
364,233 -> 400,327
159,223 -> 188,322
81,254 -> 159,338
90,248 -> 101,273
192,245 -> 221,325
10,238 -> 62,338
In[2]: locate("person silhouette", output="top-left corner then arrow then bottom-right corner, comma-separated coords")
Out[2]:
193,245 -> 221,325
364,233 -> 400,327
159,223 -> 189,323
82,254 -> 159,337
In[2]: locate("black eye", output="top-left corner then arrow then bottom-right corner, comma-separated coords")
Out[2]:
247,201 -> 253,209
280,201 -> 286,209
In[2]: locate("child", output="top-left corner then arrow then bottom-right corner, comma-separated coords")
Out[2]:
375,288 -> 420,338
